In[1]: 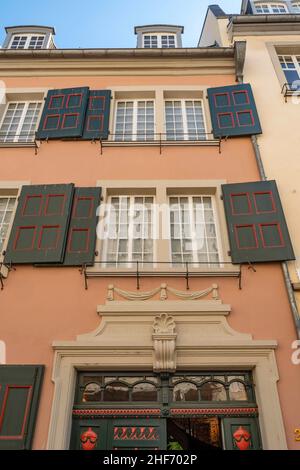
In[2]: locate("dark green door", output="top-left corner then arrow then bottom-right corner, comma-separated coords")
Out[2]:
223,417 -> 262,450
70,418 -> 166,450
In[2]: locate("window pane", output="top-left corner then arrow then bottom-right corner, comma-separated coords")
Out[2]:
115,101 -> 134,141
185,100 -> 206,140
115,100 -> 154,141
143,35 -> 158,48
161,35 -> 176,48
0,102 -> 41,142
10,36 -> 27,49
103,382 -> 129,401
104,196 -> 154,266
170,196 -> 220,267
28,36 -> 45,49
82,382 -> 101,402
229,381 -> 248,401
278,55 -> 300,89
136,101 -> 155,141
173,382 -> 198,401
19,102 -> 42,142
200,382 -> 227,401
165,101 -> 184,140
132,383 -> 158,401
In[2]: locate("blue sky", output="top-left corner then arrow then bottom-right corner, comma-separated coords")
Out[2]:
0,0 -> 242,48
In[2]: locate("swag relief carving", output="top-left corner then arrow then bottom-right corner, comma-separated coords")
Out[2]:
152,313 -> 177,373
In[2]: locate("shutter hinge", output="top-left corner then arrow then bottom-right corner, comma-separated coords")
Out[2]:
220,195 -> 223,201
95,251 -> 99,257
228,250 -> 231,257
100,196 -> 104,201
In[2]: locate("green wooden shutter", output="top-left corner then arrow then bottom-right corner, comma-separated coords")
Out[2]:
207,84 -> 262,138
82,90 -> 111,140
4,184 -> 74,264
36,87 -> 89,139
0,365 -> 44,450
222,180 -> 295,264
63,187 -> 101,266
223,417 -> 262,450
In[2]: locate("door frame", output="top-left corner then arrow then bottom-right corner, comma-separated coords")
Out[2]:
47,299 -> 287,450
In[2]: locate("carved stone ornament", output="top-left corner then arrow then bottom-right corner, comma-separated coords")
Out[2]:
107,283 -> 219,302
152,313 -> 177,373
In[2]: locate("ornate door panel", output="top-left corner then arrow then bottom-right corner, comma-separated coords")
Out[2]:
108,419 -> 166,450
222,417 -> 262,450
70,419 -> 109,450
70,418 -> 166,450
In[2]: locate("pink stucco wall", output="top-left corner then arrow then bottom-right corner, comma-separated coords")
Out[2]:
0,74 -> 299,449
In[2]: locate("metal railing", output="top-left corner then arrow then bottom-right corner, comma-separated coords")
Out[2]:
281,83 -> 300,102
0,131 -> 222,157
81,260 -> 243,291
99,132 -> 221,155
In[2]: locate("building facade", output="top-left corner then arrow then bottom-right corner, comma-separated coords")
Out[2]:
200,1 -> 300,336
0,22 -> 299,450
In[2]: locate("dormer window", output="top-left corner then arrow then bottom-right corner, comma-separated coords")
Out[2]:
143,33 -> 176,48
254,2 -> 288,13
3,26 -> 55,50
135,25 -> 183,49
10,34 -> 45,49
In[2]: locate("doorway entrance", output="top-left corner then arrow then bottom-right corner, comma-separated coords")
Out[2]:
70,371 -> 262,450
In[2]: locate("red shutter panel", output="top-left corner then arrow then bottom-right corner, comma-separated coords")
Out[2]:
36,87 -> 89,139
0,365 -> 44,450
82,90 -> 111,140
4,184 -> 74,264
63,187 -> 102,266
207,84 -> 262,138
222,180 -> 295,264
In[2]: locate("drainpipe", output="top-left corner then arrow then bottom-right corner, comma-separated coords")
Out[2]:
237,77 -> 300,339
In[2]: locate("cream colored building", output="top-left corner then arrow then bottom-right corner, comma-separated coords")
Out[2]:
199,1 -> 300,330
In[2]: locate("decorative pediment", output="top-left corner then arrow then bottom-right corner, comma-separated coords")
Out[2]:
75,284 -> 251,360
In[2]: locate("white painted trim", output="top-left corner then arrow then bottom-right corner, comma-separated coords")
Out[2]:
142,33 -> 177,48
0,100 -> 42,142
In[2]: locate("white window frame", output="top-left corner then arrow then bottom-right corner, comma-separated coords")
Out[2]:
0,196 -> 17,254
168,194 -> 223,267
254,2 -> 288,13
0,101 -> 43,143
114,99 -> 156,141
101,195 -> 156,267
164,99 -> 207,141
278,54 -> 300,82
143,33 -> 177,48
9,34 -> 46,49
